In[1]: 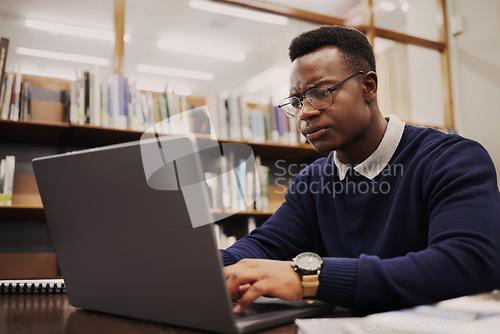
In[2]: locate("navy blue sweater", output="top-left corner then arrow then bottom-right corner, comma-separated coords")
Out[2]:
221,125 -> 500,315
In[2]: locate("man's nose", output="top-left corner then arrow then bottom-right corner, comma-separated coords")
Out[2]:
298,101 -> 321,120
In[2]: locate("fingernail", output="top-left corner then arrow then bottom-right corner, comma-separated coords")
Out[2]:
233,305 -> 242,313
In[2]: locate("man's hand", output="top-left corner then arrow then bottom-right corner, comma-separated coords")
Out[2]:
224,258 -> 303,313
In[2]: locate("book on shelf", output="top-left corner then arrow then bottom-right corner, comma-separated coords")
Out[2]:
0,76 -> 7,116
0,37 -> 8,101
1,72 -> 68,122
255,156 -> 270,212
209,94 -> 304,145
204,153 -> 269,215
83,71 -> 90,124
227,93 -> 242,140
10,71 -> 21,121
0,72 -> 14,119
0,65 -> 308,147
91,66 -> 101,127
0,155 -> 15,206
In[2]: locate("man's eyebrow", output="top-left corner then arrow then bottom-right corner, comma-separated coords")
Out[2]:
289,79 -> 336,96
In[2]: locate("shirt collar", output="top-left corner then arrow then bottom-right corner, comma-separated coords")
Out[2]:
334,114 -> 405,180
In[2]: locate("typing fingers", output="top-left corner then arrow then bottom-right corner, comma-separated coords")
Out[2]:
233,281 -> 272,313
223,259 -> 303,313
225,266 -> 263,300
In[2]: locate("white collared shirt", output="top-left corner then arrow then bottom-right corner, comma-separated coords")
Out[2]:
334,114 -> 405,181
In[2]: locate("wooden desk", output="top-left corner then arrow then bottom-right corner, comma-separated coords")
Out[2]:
0,294 -> 350,334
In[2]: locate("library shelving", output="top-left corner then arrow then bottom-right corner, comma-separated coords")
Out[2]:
0,119 -> 318,161
0,77 -> 321,278
0,115 -> 319,219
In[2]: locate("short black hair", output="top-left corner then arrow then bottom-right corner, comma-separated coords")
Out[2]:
289,25 -> 376,72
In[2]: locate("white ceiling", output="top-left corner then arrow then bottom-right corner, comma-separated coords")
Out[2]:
0,0 -> 406,102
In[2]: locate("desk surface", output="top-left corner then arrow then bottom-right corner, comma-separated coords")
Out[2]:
0,294 -> 351,334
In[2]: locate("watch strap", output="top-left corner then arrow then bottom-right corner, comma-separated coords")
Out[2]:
301,274 -> 319,299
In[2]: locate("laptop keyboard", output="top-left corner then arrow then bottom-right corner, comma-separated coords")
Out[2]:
232,301 -> 296,318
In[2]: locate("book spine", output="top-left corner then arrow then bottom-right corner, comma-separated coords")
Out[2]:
78,80 -> 85,125
1,155 -> 15,206
27,79 -> 31,120
8,72 -> 18,121
269,100 -> 279,143
238,95 -> 252,141
92,66 -> 101,126
228,94 -> 242,140
217,97 -> 229,139
101,81 -> 109,127
69,78 -> 78,124
109,75 -> 120,128
19,79 -> 25,120
1,73 -> 13,119
0,37 -> 9,97
83,71 -> 90,124
0,159 -> 5,205
119,76 -> 129,129
0,76 -> 7,114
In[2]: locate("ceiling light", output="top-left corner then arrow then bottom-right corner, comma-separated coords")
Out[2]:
247,68 -> 286,92
16,47 -> 110,66
25,19 -> 130,42
136,64 -> 214,81
189,0 -> 288,26
158,38 -> 245,62
378,1 -> 398,12
135,80 -> 165,92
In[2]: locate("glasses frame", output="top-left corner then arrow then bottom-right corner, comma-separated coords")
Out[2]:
278,71 -> 366,118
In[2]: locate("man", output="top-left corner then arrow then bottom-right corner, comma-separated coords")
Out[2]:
222,25 -> 500,315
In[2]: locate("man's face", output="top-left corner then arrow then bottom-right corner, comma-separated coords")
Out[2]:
290,46 -> 372,154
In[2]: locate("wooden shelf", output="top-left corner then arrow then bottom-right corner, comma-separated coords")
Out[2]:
0,119 -> 69,146
69,124 -> 144,147
0,119 -> 319,162
216,138 -> 318,162
0,205 -> 45,220
211,209 -> 274,219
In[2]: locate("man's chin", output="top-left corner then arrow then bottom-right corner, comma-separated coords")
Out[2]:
309,141 -> 335,155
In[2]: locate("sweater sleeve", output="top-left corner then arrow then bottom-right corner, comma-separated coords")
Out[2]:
222,139 -> 500,315
352,139 -> 500,315
221,161 -> 361,308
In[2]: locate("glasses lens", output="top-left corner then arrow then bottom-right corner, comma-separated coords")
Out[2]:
279,97 -> 301,117
305,88 -> 332,109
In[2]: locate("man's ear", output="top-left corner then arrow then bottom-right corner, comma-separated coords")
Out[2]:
363,71 -> 377,103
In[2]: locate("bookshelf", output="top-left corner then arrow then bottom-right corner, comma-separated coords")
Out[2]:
0,116 -> 318,208
0,70 -> 322,278
0,119 -> 318,161
1,118 -> 315,213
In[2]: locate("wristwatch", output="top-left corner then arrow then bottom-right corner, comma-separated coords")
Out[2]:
292,252 -> 323,303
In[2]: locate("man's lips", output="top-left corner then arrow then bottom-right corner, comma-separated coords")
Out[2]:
305,127 -> 328,141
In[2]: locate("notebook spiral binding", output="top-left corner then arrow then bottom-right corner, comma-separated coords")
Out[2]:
0,279 -> 66,294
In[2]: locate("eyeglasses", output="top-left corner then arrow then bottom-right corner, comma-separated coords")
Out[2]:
278,71 -> 365,118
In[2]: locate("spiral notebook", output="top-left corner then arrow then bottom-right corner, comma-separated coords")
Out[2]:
0,278 -> 66,294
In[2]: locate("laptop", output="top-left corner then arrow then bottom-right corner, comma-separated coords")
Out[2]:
32,135 -> 334,334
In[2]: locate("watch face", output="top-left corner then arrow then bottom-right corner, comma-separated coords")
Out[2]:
294,252 -> 322,271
